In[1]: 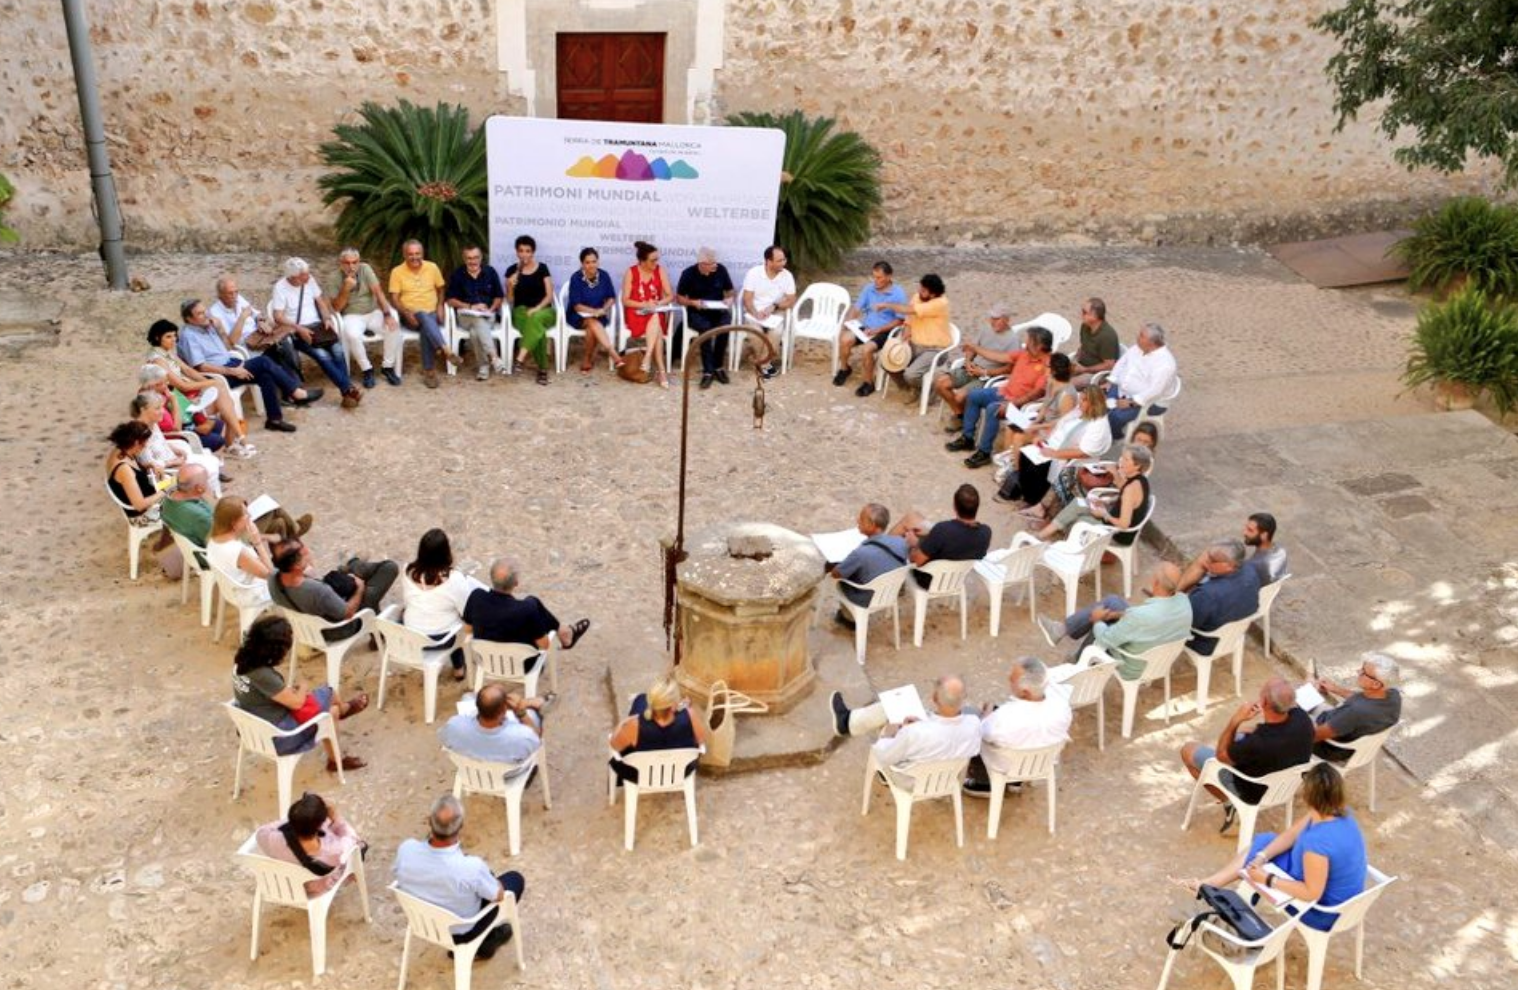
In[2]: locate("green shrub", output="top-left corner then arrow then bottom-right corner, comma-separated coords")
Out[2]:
0,173 -> 18,243
725,110 -> 882,273
1403,286 -> 1518,413
317,100 -> 487,271
1394,197 -> 1518,298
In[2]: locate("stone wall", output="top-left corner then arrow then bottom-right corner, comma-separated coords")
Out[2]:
0,0 -> 1496,251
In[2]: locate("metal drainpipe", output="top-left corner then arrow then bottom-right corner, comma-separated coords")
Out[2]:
61,0 -> 129,289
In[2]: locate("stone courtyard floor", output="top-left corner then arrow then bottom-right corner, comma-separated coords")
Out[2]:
1,247 -> 1515,988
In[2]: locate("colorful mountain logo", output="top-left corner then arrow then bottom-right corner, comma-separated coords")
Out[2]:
566,149 -> 699,181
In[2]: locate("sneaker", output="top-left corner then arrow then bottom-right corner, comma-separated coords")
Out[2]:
713,369 -> 730,385
381,367 -> 402,387
476,366 -> 491,382
361,369 -> 376,389
699,373 -> 714,390
265,419 -> 297,433
759,363 -> 778,380
962,778 -> 993,797
831,368 -> 851,387
945,436 -> 975,452
964,450 -> 992,469
830,691 -> 850,737
854,381 -> 875,398
228,440 -> 258,458
1036,616 -> 1066,649
290,387 -> 324,407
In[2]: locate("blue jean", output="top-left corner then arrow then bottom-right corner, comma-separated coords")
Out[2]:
228,355 -> 297,422
294,337 -> 353,392
271,685 -> 334,755
411,311 -> 445,371
1106,384 -> 1166,437
1063,593 -> 1130,640
962,386 -> 1006,453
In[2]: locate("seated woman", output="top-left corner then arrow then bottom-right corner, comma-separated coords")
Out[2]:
1178,763 -> 1367,933
621,240 -> 676,388
207,496 -> 275,608
993,385 -> 1112,509
566,247 -> 621,372
608,673 -> 710,783
997,352 -> 1077,464
131,391 -> 225,496
1028,420 -> 1159,523
254,792 -> 364,897
139,363 -> 226,453
1033,443 -> 1153,542
144,319 -> 256,459
505,234 -> 557,386
106,421 -> 166,520
232,613 -> 367,770
401,528 -> 484,680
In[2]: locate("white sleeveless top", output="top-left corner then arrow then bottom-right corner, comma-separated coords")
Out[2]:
206,538 -> 272,608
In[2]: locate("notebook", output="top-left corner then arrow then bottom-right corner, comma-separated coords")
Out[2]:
879,685 -> 928,724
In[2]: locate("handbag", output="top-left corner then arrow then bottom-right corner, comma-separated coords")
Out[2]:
697,680 -> 769,769
295,283 -> 341,347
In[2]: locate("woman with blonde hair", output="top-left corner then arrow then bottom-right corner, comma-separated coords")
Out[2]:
994,384 -> 1113,508
206,496 -> 274,608
608,673 -> 709,783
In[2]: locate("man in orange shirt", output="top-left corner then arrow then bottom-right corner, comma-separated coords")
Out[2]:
946,325 -> 1052,468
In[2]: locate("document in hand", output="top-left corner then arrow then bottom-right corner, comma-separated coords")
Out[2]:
246,494 -> 280,520
700,300 -> 731,310
1294,682 -> 1327,712
1004,404 -> 1035,431
1022,444 -> 1054,466
758,314 -> 784,330
1240,863 -> 1295,907
811,528 -> 867,564
879,685 -> 928,724
845,318 -> 869,343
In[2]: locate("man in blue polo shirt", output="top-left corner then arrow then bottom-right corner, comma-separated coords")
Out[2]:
177,299 -> 318,431
833,260 -> 907,394
445,245 -> 506,382
1185,538 -> 1261,656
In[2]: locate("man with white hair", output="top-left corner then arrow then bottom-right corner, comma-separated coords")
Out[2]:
393,794 -> 525,960
964,657 -> 1072,795
1105,321 -> 1177,437
675,246 -> 736,389
1181,676 -> 1314,827
829,675 -> 982,770
209,272 -> 301,378
269,257 -> 362,406
1184,537 -> 1261,656
1310,652 -> 1402,761
331,247 -> 402,389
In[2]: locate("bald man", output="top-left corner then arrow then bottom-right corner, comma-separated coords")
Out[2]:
830,675 -> 981,770
1181,676 -> 1314,825
159,463 -> 215,546
1038,563 -> 1193,678
462,557 -> 590,655
439,682 -> 543,775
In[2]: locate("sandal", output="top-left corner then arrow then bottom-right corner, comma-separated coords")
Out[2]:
342,692 -> 370,718
579,359 -> 593,373
562,618 -> 592,650
536,369 -> 549,386
452,665 -> 468,682
327,754 -> 367,773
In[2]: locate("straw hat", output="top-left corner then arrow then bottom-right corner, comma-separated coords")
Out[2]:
879,337 -> 912,373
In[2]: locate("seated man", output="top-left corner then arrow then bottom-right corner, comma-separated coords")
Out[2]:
965,657 -> 1073,794
393,794 -> 524,960
1037,563 -> 1194,677
439,683 -> 543,776
389,239 -> 457,388
740,245 -> 797,380
833,260 -> 906,393
267,538 -> 397,642
946,325 -> 1052,468
463,557 -> 591,656
675,247 -> 737,389
1310,652 -> 1402,761
159,463 -> 215,546
269,257 -> 361,406
1185,538 -> 1262,655
876,272 -> 952,398
446,245 -> 507,382
1069,297 -> 1120,387
209,273 -> 300,379
331,247 -> 402,388
829,675 -> 982,771
907,484 -> 993,589
829,502 -> 911,627
933,303 -> 1021,423
1105,321 -> 1177,437
1181,677 -> 1314,825
1179,513 -> 1288,592
178,298 -> 318,433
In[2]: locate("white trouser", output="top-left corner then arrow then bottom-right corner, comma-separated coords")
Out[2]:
339,311 -> 399,370
848,701 -> 890,737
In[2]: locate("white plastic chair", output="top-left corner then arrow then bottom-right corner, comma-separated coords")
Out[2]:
340,316 -> 390,375
446,745 -> 551,857
1293,866 -> 1398,990
862,752 -> 968,861
104,479 -> 163,580
1128,374 -> 1182,441
872,323 -> 962,402
1013,312 -> 1074,353
469,639 -> 556,697
552,279 -> 623,373
235,832 -> 371,978
1183,615 -> 1255,714
1084,638 -> 1187,739
1312,725 -> 1394,813
375,606 -> 459,724
975,536 -> 1044,637
606,746 -> 701,851
1158,908 -> 1300,990
392,882 -> 524,988
224,701 -> 344,815
909,558 -> 977,647
445,306 -> 507,377
834,565 -> 910,665
207,553 -> 271,643
1034,522 -> 1116,618
1253,574 -> 1291,657
781,282 -> 851,374
1182,758 -> 1308,853
279,606 -> 376,693
1086,490 -> 1155,599
168,530 -> 216,628
393,327 -> 422,375
981,740 -> 1065,838
1062,652 -> 1119,750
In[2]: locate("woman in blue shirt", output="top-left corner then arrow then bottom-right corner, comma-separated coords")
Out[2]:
565,247 -> 620,372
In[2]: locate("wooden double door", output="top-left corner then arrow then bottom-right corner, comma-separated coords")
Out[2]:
556,33 -> 666,123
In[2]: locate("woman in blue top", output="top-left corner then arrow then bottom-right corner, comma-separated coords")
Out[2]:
565,247 -> 621,373
1182,763 -> 1367,932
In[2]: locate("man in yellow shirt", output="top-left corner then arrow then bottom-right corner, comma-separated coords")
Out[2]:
879,273 -> 952,396
387,239 -> 456,388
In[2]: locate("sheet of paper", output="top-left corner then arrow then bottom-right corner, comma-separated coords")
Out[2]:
879,685 -> 927,725
459,309 -> 494,318
1004,404 -> 1034,430
1240,864 -> 1295,907
812,528 -> 867,564
246,494 -> 280,520
1022,445 -> 1054,465
700,300 -> 731,310
456,692 -> 478,718
758,314 -> 784,330
1295,682 -> 1327,712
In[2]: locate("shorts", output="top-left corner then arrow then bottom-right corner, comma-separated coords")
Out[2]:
273,685 -> 334,756
1191,745 -> 1241,796
946,366 -> 975,389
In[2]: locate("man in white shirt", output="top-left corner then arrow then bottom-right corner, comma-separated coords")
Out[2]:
209,272 -> 301,378
740,244 -> 797,380
829,675 -> 981,770
438,683 -> 543,778
1106,321 -> 1177,437
964,657 -> 1072,794
269,257 -> 361,406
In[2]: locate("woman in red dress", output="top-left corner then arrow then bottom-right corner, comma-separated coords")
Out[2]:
620,240 -> 675,388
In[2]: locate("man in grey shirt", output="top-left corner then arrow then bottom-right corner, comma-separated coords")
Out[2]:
268,538 -> 397,641
932,302 -> 1023,423
830,503 -> 914,624
1311,651 -> 1402,760
1179,512 -> 1288,593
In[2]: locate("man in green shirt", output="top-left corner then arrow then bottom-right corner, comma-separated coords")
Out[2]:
1071,296 -> 1120,387
1038,562 -> 1193,679
159,463 -> 214,546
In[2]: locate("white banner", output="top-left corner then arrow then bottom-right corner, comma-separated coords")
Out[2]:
485,116 -> 785,296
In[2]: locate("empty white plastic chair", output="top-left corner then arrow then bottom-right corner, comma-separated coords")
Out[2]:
1294,866 -> 1398,990
781,282 -> 851,374
445,306 -> 507,377
1253,574 -> 1291,657
1183,615 -> 1255,714
862,752 -> 968,861
975,535 -> 1044,637
1182,758 -> 1308,853
224,701 -> 345,815
168,530 -> 216,628
1083,638 -> 1187,739
234,831 -> 371,978
446,746 -> 551,857
375,606 -> 460,725
606,745 -> 701,851
104,478 -> 163,580
392,881 -> 524,988
1062,651 -> 1120,750
981,740 -> 1065,838
1034,522 -> 1116,618
1312,725 -> 1394,813
207,554 -> 271,643
469,639 -> 556,697
833,565 -> 910,665
910,558 -> 978,647
1014,312 -> 1074,353
279,606 -> 376,693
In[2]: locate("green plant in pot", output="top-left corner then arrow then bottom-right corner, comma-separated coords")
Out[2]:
1403,286 -> 1518,413
1393,197 -> 1518,299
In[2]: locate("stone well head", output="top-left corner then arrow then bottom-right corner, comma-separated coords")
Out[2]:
668,521 -> 823,715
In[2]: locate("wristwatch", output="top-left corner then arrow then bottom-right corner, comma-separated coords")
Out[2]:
1265,874 -> 1276,888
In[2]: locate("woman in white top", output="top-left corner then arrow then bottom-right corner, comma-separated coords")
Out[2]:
994,385 -> 1112,509
132,391 -> 224,497
401,528 -> 483,680
206,496 -> 274,608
